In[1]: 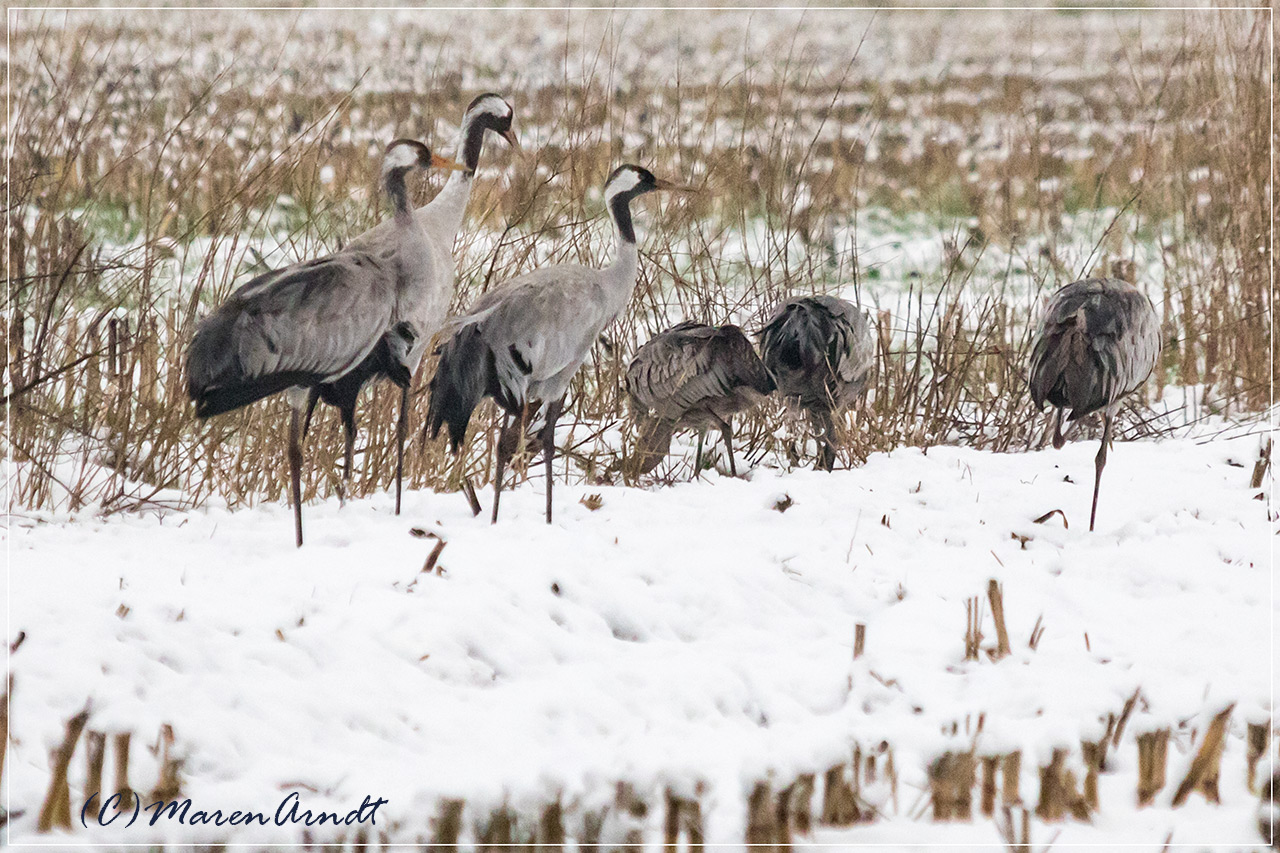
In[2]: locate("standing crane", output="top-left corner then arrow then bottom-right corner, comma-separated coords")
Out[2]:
303,95 -> 518,512
758,295 -> 875,471
625,321 -> 774,479
186,139 -> 467,547
426,164 -> 693,524
1028,276 -> 1160,531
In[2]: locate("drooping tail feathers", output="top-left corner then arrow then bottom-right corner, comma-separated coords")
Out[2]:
1028,320 -> 1107,420
426,322 -> 493,453
186,310 -> 320,418
759,297 -> 867,411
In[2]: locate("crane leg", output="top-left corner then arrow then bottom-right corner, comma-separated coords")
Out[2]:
492,411 -> 512,524
302,387 -> 321,438
288,407 -> 304,548
815,409 -> 836,472
461,476 -> 482,517
819,445 -> 835,472
394,386 -> 408,516
1051,408 -> 1066,450
720,422 -> 737,477
694,431 -> 705,480
541,398 -> 563,524
337,404 -> 356,507
1089,413 -> 1113,532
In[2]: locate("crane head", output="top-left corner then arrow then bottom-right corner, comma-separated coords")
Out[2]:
604,164 -> 697,202
465,93 -> 520,151
382,139 -> 467,176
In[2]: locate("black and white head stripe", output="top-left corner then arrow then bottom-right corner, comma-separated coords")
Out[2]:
382,139 -> 431,174
603,165 -> 661,245
461,94 -> 516,171
466,93 -> 513,120
604,165 -> 657,202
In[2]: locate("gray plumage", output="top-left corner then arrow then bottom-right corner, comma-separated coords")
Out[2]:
758,294 -> 875,471
341,94 -> 517,373
1027,276 -> 1161,531
186,139 -> 465,546
1028,277 -> 1160,424
427,164 -> 693,523
302,95 -> 517,509
186,253 -> 399,418
625,321 -> 774,478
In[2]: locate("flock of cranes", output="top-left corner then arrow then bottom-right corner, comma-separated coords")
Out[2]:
185,94 -> 1161,546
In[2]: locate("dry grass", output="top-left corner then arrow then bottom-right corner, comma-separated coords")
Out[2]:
4,9 -> 1271,513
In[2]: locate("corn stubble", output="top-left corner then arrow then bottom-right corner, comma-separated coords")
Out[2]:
6,15 -> 1269,513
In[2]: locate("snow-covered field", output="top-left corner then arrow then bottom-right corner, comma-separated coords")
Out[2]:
5,4 -> 1274,850
6,420 -> 1274,848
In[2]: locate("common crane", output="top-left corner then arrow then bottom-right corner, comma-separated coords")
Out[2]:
1028,276 -> 1160,531
758,295 -> 875,471
186,139 -> 466,547
426,164 -> 693,524
303,95 -> 518,512
625,321 -> 774,479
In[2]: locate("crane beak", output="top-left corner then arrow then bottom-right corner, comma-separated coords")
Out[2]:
500,127 -> 522,152
430,153 -> 470,172
653,178 -> 698,193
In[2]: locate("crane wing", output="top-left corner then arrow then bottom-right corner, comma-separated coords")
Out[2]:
628,324 -> 773,420
1028,278 -> 1160,418
187,251 -> 396,417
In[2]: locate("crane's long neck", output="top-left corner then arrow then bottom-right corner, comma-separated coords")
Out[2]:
385,167 -> 414,228
602,192 -> 641,317
425,113 -> 486,229
460,112 -> 491,174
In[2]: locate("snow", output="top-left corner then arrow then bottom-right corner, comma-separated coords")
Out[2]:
5,427 -> 1273,848
4,4 -> 1273,848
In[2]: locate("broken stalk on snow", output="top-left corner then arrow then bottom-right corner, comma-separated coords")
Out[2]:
980,755 -> 999,816
929,752 -> 975,821
1172,704 -> 1234,806
821,763 -> 859,826
112,732 -> 134,812
478,804 -> 515,850
986,579 -> 1011,660
1246,721 -> 1270,793
964,597 -> 984,661
1031,508 -> 1068,527
1111,688 -> 1142,748
782,773 -> 816,838
428,799 -> 464,852
1080,739 -> 1106,811
84,730 -> 106,804
1136,729 -> 1171,807
149,724 -> 181,801
1002,751 -> 1023,807
1250,438 -> 1271,489
663,786 -> 704,852
37,707 -> 90,832
538,799 -> 565,850
1034,747 -> 1089,821
613,782 -> 647,853
1028,615 -> 1045,651
745,780 -> 778,848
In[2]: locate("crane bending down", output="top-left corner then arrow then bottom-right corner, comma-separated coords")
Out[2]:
426,164 -> 693,524
625,321 -> 774,479
1028,277 -> 1160,531
758,295 -> 875,471
303,95 -> 518,512
186,140 -> 466,547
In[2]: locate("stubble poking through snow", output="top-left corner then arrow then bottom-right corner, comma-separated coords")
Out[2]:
6,430 -> 1272,846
